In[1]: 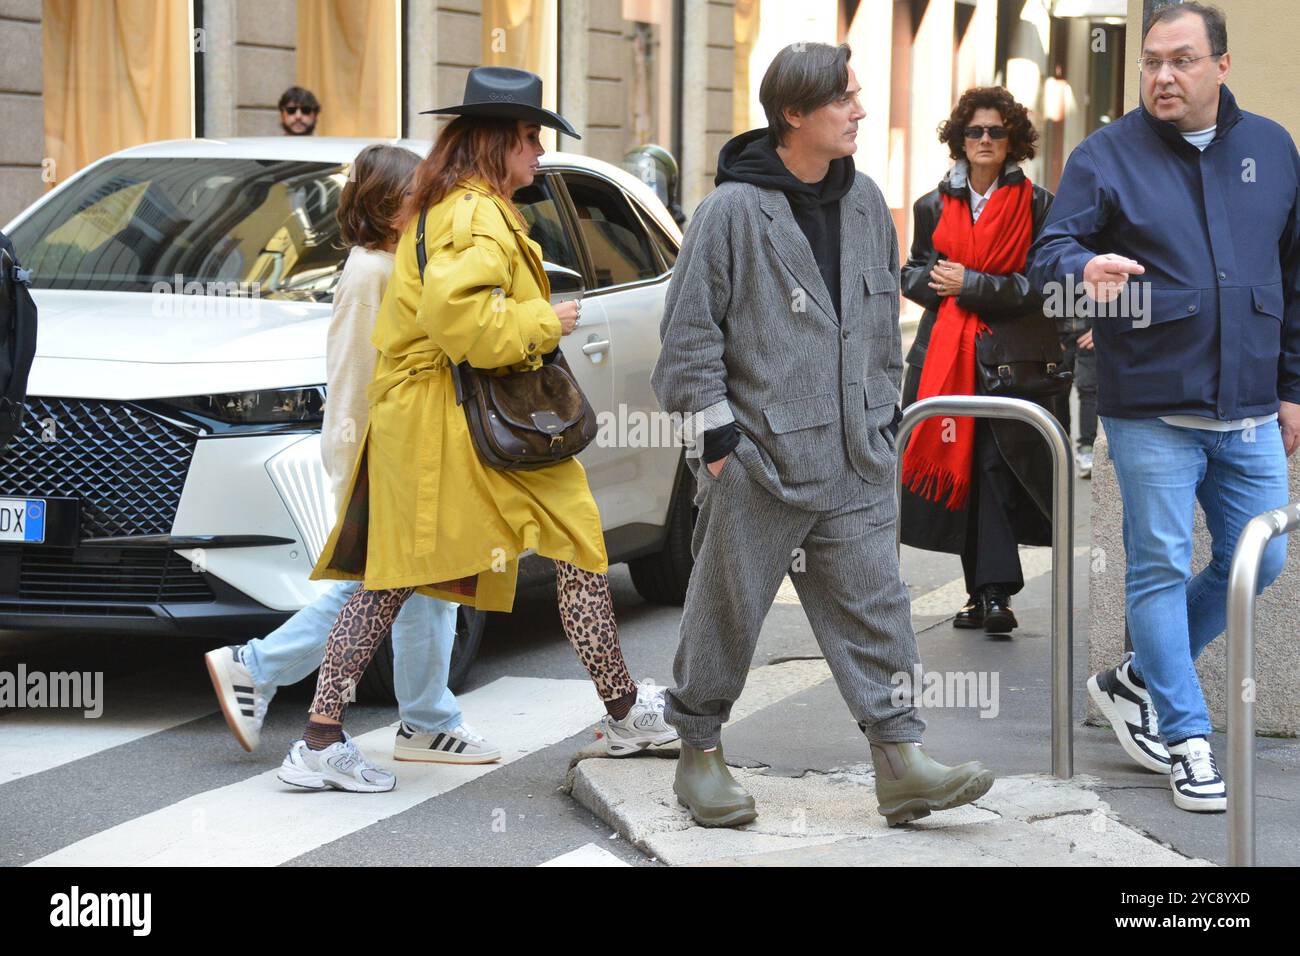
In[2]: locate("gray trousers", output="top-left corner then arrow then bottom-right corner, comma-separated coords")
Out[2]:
664,455 -> 927,750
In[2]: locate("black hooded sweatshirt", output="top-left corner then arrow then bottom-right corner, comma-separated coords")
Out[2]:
715,127 -> 855,319
699,128 -> 855,463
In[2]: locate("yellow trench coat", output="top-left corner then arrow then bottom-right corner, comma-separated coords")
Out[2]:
310,178 -> 608,612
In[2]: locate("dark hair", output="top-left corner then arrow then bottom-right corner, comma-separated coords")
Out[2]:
759,42 -> 851,147
278,86 -> 320,113
400,115 -> 525,231
937,86 -> 1038,163
338,144 -> 419,250
1143,1 -> 1228,56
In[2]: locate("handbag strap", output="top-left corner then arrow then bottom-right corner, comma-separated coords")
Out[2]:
414,208 -> 473,407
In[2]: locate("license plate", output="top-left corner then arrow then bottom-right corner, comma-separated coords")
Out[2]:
0,497 -> 47,543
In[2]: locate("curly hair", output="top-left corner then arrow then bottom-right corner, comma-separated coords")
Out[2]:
937,87 -> 1038,163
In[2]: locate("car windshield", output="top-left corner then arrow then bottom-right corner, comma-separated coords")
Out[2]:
8,157 -> 350,300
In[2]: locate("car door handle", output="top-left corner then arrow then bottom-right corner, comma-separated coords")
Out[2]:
581,338 -> 611,356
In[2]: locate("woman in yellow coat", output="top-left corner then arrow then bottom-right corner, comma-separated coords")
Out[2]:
277,68 -> 676,793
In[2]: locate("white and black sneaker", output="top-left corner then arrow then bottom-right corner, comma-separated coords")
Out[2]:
1087,652 -> 1170,774
278,733 -> 396,793
596,683 -> 679,756
204,645 -> 268,752
1168,737 -> 1227,812
393,721 -> 501,764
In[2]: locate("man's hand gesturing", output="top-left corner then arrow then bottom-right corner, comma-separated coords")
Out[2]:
1082,253 -> 1145,302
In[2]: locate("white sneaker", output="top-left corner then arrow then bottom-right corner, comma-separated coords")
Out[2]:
1077,446 -> 1094,480
1168,737 -> 1226,812
277,734 -> 396,793
597,684 -> 679,756
1087,651 -> 1170,774
393,721 -> 502,764
204,645 -> 268,752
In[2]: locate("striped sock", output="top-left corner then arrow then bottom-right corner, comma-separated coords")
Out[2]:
605,689 -> 636,721
304,720 -> 343,751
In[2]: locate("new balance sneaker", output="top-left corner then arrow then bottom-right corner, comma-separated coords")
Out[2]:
277,733 -> 396,793
1168,737 -> 1227,813
393,721 -> 501,764
596,684 -> 679,756
204,645 -> 268,752
1087,652 -> 1170,774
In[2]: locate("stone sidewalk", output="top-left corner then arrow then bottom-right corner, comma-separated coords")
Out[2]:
566,742 -> 1206,867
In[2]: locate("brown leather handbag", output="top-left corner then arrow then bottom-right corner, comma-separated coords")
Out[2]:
415,206 -> 598,471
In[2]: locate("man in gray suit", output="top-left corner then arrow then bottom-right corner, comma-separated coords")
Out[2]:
652,42 -> 994,828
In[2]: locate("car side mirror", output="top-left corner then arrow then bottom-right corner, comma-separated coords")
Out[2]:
545,262 -> 585,303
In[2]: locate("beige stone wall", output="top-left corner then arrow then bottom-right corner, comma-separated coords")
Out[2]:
430,0 -> 481,140
701,0 -> 733,195
0,0 -> 44,225
232,0 -> 297,136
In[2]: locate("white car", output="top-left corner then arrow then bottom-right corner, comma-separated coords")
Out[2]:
0,137 -> 694,692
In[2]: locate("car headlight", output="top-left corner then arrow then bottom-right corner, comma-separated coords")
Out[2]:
158,387 -> 326,427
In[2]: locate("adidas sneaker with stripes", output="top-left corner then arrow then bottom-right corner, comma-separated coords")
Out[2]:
393,721 -> 502,764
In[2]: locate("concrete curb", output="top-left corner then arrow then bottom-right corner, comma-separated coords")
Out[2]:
568,753 -> 1213,867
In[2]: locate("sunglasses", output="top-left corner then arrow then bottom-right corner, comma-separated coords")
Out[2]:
963,125 -> 1009,140
282,106 -> 318,116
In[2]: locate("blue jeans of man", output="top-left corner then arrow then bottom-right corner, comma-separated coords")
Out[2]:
1102,416 -> 1289,744
242,581 -> 462,733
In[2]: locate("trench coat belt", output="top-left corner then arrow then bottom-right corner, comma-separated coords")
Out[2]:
366,352 -> 449,406
365,353 -> 450,558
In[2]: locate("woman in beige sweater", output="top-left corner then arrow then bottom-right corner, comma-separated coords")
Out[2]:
206,145 -> 499,767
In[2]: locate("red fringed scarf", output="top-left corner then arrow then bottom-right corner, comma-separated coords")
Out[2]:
901,176 -> 1034,510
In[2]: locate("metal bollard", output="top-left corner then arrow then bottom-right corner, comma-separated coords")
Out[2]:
894,395 -> 1075,778
1225,499 -> 1300,867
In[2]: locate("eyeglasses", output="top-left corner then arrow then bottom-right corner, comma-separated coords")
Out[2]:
282,106 -> 318,116
963,126 -> 1009,141
1137,53 -> 1222,75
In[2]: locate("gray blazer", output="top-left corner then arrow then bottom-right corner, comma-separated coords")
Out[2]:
651,172 -> 903,512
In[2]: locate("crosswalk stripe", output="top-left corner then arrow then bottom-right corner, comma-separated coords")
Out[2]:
0,671 -> 215,785
28,677 -> 603,867
538,843 -> 630,867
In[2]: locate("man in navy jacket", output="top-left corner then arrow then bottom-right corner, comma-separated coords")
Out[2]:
1028,2 -> 1299,814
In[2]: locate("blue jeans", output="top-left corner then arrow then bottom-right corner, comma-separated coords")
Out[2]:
243,581 -> 462,734
1102,416 -> 1289,744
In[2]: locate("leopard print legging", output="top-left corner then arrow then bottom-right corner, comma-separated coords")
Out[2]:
309,562 -> 636,722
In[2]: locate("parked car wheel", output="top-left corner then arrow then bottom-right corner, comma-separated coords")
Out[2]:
628,469 -> 697,605
358,604 -> 488,703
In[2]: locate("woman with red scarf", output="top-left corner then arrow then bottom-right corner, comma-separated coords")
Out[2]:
900,87 -> 1065,636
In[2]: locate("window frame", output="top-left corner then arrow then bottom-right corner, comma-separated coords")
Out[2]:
548,166 -> 674,297
513,172 -> 585,278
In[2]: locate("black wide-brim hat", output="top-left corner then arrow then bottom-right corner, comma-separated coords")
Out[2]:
420,66 -> 581,139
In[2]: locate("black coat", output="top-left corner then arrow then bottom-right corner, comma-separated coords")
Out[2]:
899,162 -> 1065,554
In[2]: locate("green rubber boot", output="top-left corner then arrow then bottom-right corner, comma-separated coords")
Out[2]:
674,742 -> 758,828
871,742 -> 995,827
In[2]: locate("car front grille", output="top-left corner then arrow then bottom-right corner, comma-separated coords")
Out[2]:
0,396 -> 197,537
0,546 -> 215,606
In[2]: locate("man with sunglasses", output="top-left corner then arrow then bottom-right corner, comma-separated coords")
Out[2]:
1029,2 -> 1300,814
279,86 -> 320,136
